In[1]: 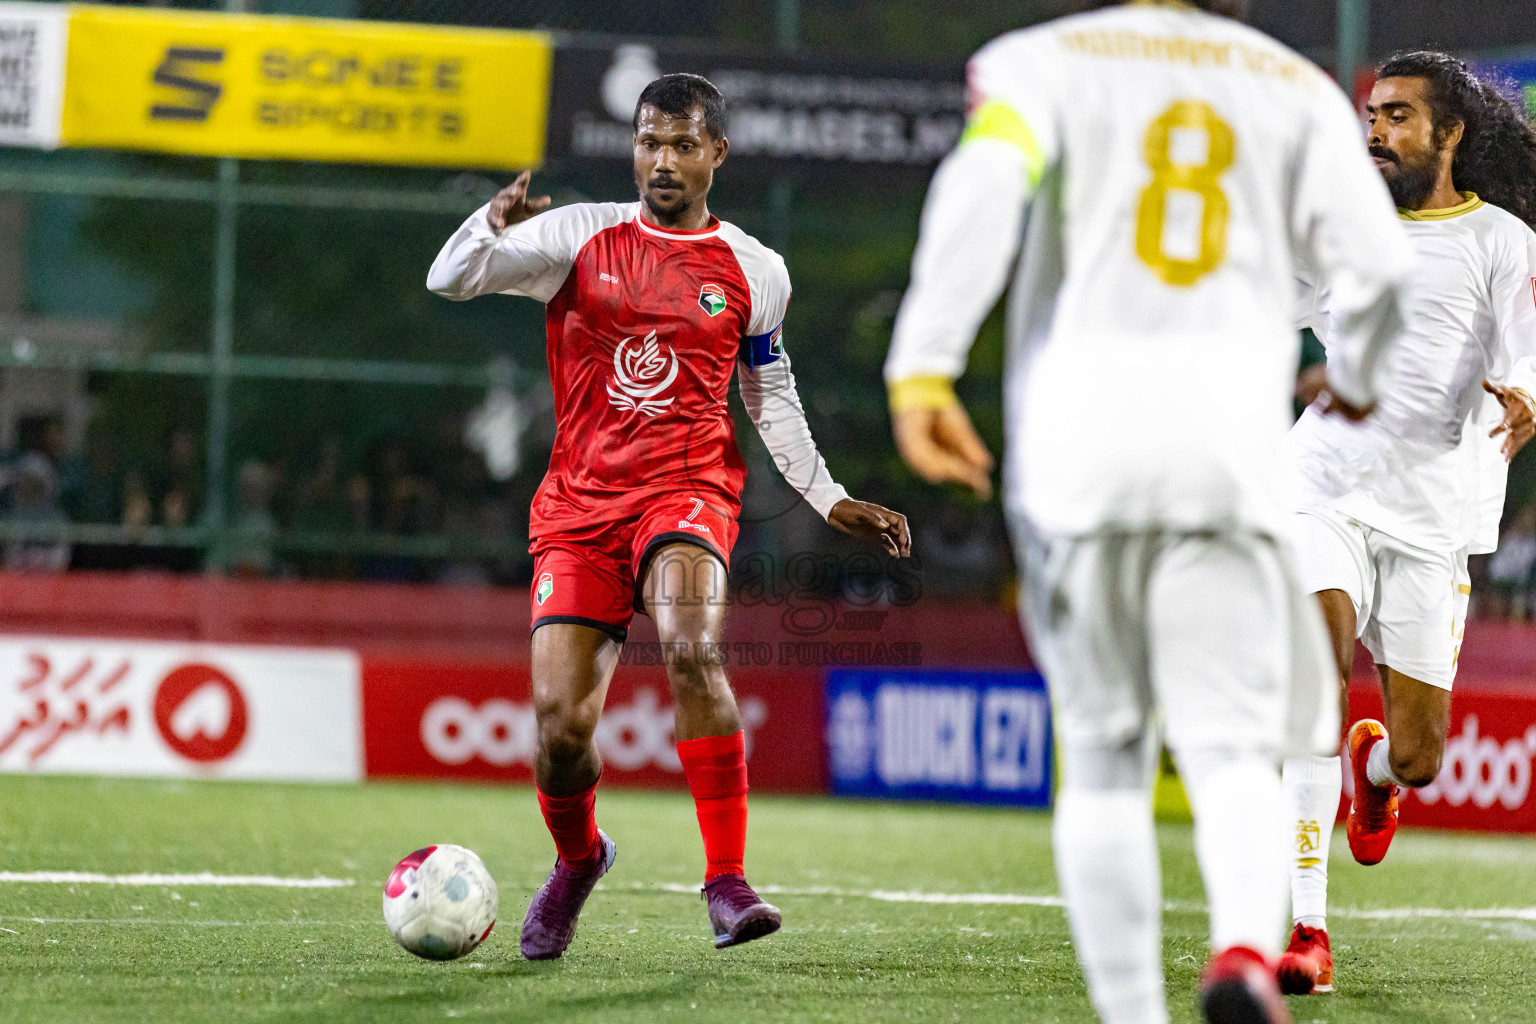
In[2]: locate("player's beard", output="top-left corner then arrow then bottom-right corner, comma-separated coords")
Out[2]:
1372,144 -> 1438,210
641,177 -> 693,226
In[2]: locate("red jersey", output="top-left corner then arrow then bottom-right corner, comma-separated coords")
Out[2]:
429,199 -> 851,547
470,203 -> 791,538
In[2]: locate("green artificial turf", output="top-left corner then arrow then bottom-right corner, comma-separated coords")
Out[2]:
1,775 -> 1533,1023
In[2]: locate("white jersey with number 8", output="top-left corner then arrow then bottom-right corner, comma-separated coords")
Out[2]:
886,1 -> 1413,537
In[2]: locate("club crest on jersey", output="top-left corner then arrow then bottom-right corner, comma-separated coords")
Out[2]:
698,283 -> 728,317
536,572 -> 554,605
607,329 -> 680,417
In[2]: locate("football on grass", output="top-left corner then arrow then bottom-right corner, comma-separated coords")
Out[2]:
382,844 -> 498,960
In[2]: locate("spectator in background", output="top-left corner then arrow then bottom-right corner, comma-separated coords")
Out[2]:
1,416 -> 71,571
360,438 -> 431,582
345,472 -> 372,532
292,433 -> 347,532
2,451 -> 69,571
1486,502 -> 1536,619
157,426 -> 202,529
121,468 -> 153,532
62,432 -> 123,525
230,459 -> 278,578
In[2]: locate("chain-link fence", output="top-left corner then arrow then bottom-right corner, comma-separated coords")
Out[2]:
82,0 -> 1078,59
0,0 -> 1025,598
22,0 -> 1529,598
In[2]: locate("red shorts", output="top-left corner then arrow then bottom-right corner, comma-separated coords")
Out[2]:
529,494 -> 738,642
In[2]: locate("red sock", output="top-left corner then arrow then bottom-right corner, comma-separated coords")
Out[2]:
676,731 -> 749,882
536,783 -> 601,868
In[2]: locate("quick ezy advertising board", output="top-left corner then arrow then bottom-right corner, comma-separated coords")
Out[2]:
826,668 -> 1053,807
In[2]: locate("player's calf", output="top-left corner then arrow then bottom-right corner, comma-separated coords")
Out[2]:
1384,737 -> 1443,788
1379,666 -> 1452,789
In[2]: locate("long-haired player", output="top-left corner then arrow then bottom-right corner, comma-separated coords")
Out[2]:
1280,51 -> 1536,995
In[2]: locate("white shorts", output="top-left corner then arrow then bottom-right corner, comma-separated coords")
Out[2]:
1016,529 -> 1338,759
1292,507 -> 1470,690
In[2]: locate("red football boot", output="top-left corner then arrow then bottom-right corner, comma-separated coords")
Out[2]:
1200,946 -> 1292,1024
519,830 -> 616,960
703,874 -> 782,948
1276,922 -> 1333,995
1346,719 -> 1399,866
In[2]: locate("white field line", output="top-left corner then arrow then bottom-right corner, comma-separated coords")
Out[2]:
0,871 -> 353,888
640,882 -> 1536,922
1342,906 -> 1536,922
0,916 -> 361,927
1,874 -> 1532,927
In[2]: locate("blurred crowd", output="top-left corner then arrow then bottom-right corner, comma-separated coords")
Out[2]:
0,413 -> 1009,604
10,404 -> 1536,616
0,409 -> 1017,601
0,413 -> 531,586
1477,499 -> 1536,620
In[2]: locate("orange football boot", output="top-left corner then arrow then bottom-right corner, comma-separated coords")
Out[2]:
1346,719 -> 1399,866
1276,922 -> 1333,995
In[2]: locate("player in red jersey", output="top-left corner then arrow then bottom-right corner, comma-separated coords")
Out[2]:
428,74 -> 909,959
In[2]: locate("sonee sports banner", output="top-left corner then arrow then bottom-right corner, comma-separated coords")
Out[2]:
61,6 -> 551,169
0,4 -> 552,169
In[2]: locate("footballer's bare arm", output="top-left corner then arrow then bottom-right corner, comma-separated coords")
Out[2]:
828,498 -> 911,558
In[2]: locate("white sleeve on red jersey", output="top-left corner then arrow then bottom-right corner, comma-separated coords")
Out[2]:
737,348 -> 849,521
719,222 -> 791,364
720,222 -> 849,521
427,201 -> 632,303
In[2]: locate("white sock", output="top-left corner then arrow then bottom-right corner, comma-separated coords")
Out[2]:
1282,755 -> 1340,930
1365,736 -> 1406,789
1053,789 -> 1168,1024
1178,748 -> 1289,955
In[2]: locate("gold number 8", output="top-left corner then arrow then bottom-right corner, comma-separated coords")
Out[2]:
1135,100 -> 1236,287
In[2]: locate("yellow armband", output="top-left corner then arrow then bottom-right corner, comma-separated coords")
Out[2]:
888,376 -> 960,414
961,100 -> 1046,189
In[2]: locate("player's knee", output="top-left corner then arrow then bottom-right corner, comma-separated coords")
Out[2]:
534,700 -> 598,765
662,636 -> 728,699
1391,742 -> 1443,788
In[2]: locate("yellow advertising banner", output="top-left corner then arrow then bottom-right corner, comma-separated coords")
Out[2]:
60,6 -> 551,169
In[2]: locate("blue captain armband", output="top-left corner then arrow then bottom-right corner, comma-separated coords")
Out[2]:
739,322 -> 785,368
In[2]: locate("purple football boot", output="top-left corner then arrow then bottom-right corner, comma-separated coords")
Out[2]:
519,830 -> 617,960
703,874 -> 782,948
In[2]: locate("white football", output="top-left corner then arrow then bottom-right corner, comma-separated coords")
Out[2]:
382,844 -> 498,960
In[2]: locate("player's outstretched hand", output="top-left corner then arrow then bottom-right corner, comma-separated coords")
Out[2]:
1315,370 -> 1375,421
892,404 -> 995,500
829,499 -> 911,558
487,170 -> 551,232
1486,380 -> 1536,462
1295,364 -> 1330,408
